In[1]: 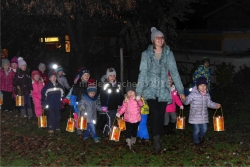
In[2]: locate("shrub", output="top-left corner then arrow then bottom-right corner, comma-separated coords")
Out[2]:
233,64 -> 250,85
214,62 -> 235,86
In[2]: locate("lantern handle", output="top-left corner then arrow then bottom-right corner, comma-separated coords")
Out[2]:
179,109 -> 184,117
213,107 -> 223,117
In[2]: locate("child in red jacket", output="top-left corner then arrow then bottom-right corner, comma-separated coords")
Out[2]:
0,59 -> 15,112
164,72 -> 184,135
31,70 -> 45,117
116,85 -> 143,149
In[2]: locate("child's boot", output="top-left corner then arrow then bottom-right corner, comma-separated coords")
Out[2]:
169,122 -> 175,134
164,125 -> 171,135
131,137 -> 137,145
20,109 -> 26,117
27,108 -> 33,119
126,138 -> 132,149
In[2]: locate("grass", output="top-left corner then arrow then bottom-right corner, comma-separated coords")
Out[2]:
1,84 -> 250,166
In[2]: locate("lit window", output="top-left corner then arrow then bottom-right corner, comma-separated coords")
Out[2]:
65,35 -> 70,52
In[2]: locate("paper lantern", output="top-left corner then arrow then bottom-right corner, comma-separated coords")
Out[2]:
176,109 -> 185,130
213,108 -> 224,131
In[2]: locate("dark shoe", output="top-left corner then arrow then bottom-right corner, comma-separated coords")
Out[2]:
164,125 -> 171,135
169,122 -> 176,134
199,137 -> 205,143
153,135 -> 161,153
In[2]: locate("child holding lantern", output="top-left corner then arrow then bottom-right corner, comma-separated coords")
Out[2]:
41,70 -> 64,136
31,70 -> 45,117
164,72 -> 184,135
78,80 -> 103,143
182,77 -> 221,145
116,85 -> 143,149
13,57 -> 33,118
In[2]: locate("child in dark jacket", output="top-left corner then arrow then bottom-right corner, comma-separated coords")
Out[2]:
13,57 -> 33,118
41,70 -> 64,135
70,68 -> 90,135
78,81 -> 103,143
99,68 -> 123,136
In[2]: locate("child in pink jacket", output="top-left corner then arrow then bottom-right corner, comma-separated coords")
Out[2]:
31,70 -> 45,117
164,72 -> 184,135
116,86 -> 143,149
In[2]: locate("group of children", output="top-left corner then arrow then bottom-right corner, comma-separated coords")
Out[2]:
0,56 -> 221,149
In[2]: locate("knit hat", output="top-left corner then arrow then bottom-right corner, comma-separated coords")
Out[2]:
151,27 -> 164,43
106,67 -> 116,77
48,70 -> 57,79
196,77 -> 208,87
31,70 -> 40,79
125,85 -> 136,93
201,57 -> 210,64
78,67 -> 90,78
10,56 -> 18,64
18,57 -> 27,68
86,79 -> 97,93
38,63 -> 46,70
56,66 -> 63,73
2,59 -> 10,67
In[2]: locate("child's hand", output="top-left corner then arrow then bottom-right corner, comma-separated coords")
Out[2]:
17,86 -> 20,89
116,113 -> 120,118
216,104 -> 221,109
136,96 -> 141,101
180,94 -> 186,101
180,105 -> 184,110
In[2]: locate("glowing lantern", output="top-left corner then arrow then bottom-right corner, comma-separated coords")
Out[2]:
109,126 -> 121,141
176,109 -> 185,130
0,92 -> 3,105
117,117 -> 126,131
38,106 -> 48,128
16,89 -> 24,106
213,108 -> 224,131
66,110 -> 75,132
78,115 -> 88,130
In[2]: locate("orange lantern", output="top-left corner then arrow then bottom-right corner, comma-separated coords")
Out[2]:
78,116 -> 87,130
0,92 -> 3,105
176,109 -> 185,130
66,118 -> 75,132
117,117 -> 126,131
16,89 -> 24,106
213,108 -> 224,131
109,126 -> 121,141
38,107 -> 47,128
16,95 -> 24,106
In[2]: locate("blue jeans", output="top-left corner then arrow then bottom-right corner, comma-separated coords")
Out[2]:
83,123 -> 97,139
192,123 -> 208,143
20,94 -> 31,110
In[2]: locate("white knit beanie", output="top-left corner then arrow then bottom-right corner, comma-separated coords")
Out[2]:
18,57 -> 27,68
106,68 -> 116,77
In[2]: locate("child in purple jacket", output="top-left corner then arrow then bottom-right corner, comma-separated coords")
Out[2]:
182,77 -> 221,145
